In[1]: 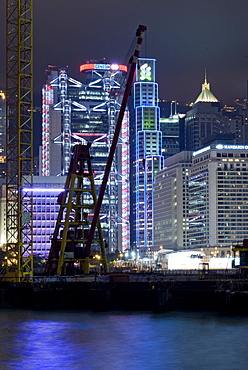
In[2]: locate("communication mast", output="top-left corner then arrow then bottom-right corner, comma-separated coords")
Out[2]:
5,0 -> 33,281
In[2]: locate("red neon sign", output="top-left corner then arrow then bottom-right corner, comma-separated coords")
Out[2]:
79,63 -> 127,73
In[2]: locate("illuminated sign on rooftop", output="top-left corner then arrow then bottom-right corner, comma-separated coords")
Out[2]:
192,146 -> 211,157
80,63 -> 127,73
137,59 -> 156,82
216,144 -> 248,150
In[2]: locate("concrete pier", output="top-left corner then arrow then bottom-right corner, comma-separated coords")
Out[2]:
0,271 -> 248,313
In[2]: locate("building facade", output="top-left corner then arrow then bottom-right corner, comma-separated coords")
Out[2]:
154,144 -> 248,251
132,58 -> 163,255
0,176 -> 65,257
160,113 -> 186,160
222,103 -> 248,145
189,144 -> 248,248
185,74 -> 223,151
40,63 -> 130,252
154,151 -> 192,250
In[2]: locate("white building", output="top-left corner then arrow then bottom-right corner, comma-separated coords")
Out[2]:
189,144 -> 248,248
154,151 -> 192,250
154,144 -> 248,251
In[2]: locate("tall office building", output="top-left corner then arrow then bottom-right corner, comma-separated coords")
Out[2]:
189,144 -> 248,248
40,63 -> 130,252
0,91 -> 6,178
154,144 -> 248,251
132,58 -> 163,255
185,73 -> 223,151
154,151 -> 192,250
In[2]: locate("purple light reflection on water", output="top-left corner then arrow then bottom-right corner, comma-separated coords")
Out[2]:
0,310 -> 248,369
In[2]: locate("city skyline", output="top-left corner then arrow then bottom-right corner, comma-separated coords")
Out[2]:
1,1 -> 248,105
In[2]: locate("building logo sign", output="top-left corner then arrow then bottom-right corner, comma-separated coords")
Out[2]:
192,146 -> 211,157
216,144 -> 248,150
79,63 -> 127,73
139,63 -> 152,81
137,59 -> 155,82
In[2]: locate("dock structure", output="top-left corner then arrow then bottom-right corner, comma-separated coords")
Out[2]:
0,271 -> 248,314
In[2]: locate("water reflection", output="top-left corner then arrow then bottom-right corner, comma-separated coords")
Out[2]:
0,310 -> 247,369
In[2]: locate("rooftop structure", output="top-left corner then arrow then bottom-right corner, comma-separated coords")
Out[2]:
194,71 -> 219,104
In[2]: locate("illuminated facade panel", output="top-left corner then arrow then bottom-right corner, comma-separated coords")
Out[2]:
188,172 -> 208,246
133,58 -> 163,254
0,177 -> 65,256
41,85 -> 53,176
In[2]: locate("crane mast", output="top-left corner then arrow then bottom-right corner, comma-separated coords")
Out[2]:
5,0 -> 33,281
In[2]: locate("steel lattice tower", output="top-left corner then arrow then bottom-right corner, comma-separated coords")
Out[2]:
5,0 -> 33,281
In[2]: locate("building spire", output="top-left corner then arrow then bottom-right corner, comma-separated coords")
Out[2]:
202,69 -> 210,91
194,70 -> 218,104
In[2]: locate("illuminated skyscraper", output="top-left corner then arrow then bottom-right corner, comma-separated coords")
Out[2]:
41,63 -> 130,252
132,58 -> 163,255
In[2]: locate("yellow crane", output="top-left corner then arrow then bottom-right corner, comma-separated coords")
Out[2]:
5,0 -> 33,281
5,1 -> 146,281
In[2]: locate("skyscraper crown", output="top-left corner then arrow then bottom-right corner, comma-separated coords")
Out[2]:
194,70 -> 219,104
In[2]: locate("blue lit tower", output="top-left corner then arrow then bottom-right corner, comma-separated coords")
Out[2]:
133,58 -> 163,255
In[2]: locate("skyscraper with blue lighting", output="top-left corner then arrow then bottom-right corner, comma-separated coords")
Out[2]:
132,58 -> 163,255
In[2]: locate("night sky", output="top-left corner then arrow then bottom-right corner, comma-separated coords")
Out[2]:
1,0 -> 248,105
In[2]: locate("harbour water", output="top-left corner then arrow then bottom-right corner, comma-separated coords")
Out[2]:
0,309 -> 247,369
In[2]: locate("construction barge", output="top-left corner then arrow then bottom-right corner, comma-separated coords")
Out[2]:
1,271 -> 248,314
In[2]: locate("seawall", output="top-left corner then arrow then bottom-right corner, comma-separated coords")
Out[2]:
0,272 -> 248,313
